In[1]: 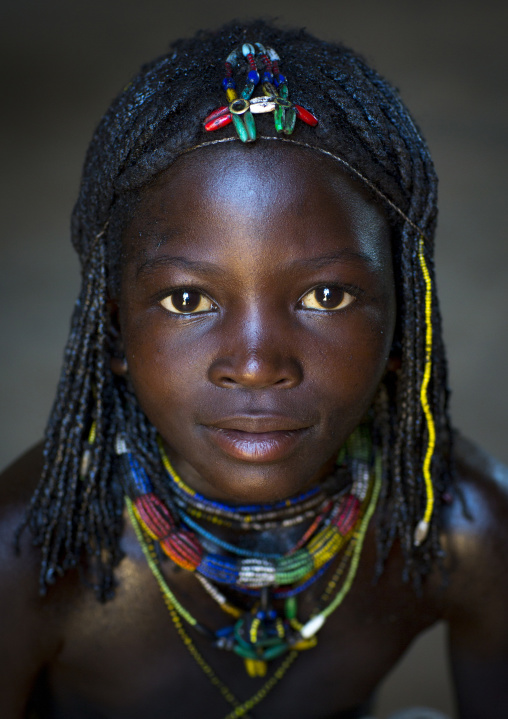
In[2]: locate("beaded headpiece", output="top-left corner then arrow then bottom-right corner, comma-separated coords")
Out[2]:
204,43 -> 318,142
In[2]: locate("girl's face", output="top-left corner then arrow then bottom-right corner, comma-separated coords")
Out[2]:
117,143 -> 396,502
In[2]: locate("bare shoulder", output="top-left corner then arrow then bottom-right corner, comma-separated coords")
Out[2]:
0,445 -> 69,716
443,433 -> 508,622
0,442 -> 45,584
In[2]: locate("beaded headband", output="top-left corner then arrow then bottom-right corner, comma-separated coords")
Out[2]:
203,43 -> 318,142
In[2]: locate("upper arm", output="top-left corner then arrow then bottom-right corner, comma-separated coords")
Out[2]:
0,445 -> 63,718
444,437 -> 508,718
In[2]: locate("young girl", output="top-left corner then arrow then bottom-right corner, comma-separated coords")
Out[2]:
2,19 -> 507,719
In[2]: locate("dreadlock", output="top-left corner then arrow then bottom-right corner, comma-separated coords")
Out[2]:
19,19 -> 452,600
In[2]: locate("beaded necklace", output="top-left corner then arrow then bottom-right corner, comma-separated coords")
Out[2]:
119,426 -> 381,715
124,452 -> 381,717
121,431 -> 370,591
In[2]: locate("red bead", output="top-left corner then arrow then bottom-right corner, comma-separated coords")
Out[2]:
294,104 -> 319,127
204,105 -> 229,124
161,530 -> 203,570
205,113 -> 233,132
334,495 -> 360,535
135,493 -> 175,537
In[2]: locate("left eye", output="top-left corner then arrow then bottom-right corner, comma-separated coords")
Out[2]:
160,289 -> 216,314
299,286 -> 355,311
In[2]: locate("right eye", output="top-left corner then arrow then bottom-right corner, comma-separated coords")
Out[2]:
160,289 -> 216,314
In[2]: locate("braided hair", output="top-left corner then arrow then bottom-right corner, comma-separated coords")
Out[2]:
20,20 -> 452,600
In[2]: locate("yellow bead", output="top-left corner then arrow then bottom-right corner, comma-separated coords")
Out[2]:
245,658 -> 267,677
293,636 -> 318,651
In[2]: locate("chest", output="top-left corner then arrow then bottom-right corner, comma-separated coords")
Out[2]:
43,540 -> 442,719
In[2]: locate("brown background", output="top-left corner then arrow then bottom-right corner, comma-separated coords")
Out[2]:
1,1 -> 507,716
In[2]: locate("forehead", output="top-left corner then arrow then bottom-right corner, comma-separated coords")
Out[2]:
122,142 -> 393,270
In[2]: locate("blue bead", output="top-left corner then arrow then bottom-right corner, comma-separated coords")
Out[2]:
274,73 -> 286,87
128,454 -> 153,494
216,626 -> 234,637
247,69 -> 260,84
263,71 -> 273,84
222,77 -> 236,91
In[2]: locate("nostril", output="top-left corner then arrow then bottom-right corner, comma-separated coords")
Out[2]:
220,376 -> 238,388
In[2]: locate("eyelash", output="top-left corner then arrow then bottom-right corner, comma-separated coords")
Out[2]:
297,284 -> 358,312
158,284 -> 360,315
159,288 -> 217,315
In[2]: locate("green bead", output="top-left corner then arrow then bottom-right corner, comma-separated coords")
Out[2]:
261,644 -> 288,660
232,113 -> 249,143
278,83 -> 289,99
274,105 -> 285,133
257,636 -> 285,648
241,83 -> 255,100
283,107 -> 297,135
244,110 -> 257,141
233,645 -> 258,659
285,596 -> 298,620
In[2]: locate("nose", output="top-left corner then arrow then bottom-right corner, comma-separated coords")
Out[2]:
207,313 -> 303,390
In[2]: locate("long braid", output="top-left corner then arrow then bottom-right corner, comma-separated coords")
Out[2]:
19,20 -> 453,599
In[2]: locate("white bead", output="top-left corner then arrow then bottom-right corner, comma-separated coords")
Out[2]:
267,47 -> 280,61
242,43 -> 255,57
300,614 -> 325,639
115,435 -> 127,455
226,50 -> 238,66
414,520 -> 429,546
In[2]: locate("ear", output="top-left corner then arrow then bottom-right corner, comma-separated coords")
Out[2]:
107,299 -> 128,376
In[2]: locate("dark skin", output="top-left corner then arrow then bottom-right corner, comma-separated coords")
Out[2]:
1,143 -> 508,719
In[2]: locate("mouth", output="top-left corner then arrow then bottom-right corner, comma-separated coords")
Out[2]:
202,416 -> 313,463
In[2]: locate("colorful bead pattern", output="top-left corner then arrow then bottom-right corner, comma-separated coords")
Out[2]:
125,449 -> 365,590
124,445 -> 381,713
204,42 -> 318,142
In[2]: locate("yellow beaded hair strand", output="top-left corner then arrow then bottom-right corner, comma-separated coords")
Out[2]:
414,235 -> 436,546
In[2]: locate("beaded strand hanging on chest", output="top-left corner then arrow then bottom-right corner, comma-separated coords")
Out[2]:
119,426 -> 379,685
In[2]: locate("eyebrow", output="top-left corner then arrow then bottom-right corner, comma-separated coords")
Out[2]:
287,249 -> 379,271
136,255 -> 227,279
136,248 -> 378,279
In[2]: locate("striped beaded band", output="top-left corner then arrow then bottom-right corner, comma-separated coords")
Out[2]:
119,438 -> 370,589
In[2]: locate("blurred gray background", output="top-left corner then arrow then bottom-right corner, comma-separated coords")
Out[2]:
1,1 -> 507,716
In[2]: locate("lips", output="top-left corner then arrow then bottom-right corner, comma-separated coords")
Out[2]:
202,415 -> 313,463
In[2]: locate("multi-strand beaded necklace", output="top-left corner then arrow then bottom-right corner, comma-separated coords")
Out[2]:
117,426 -> 381,718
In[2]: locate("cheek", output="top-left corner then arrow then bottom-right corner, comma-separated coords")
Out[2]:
122,314 -> 201,420
305,307 -> 394,413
